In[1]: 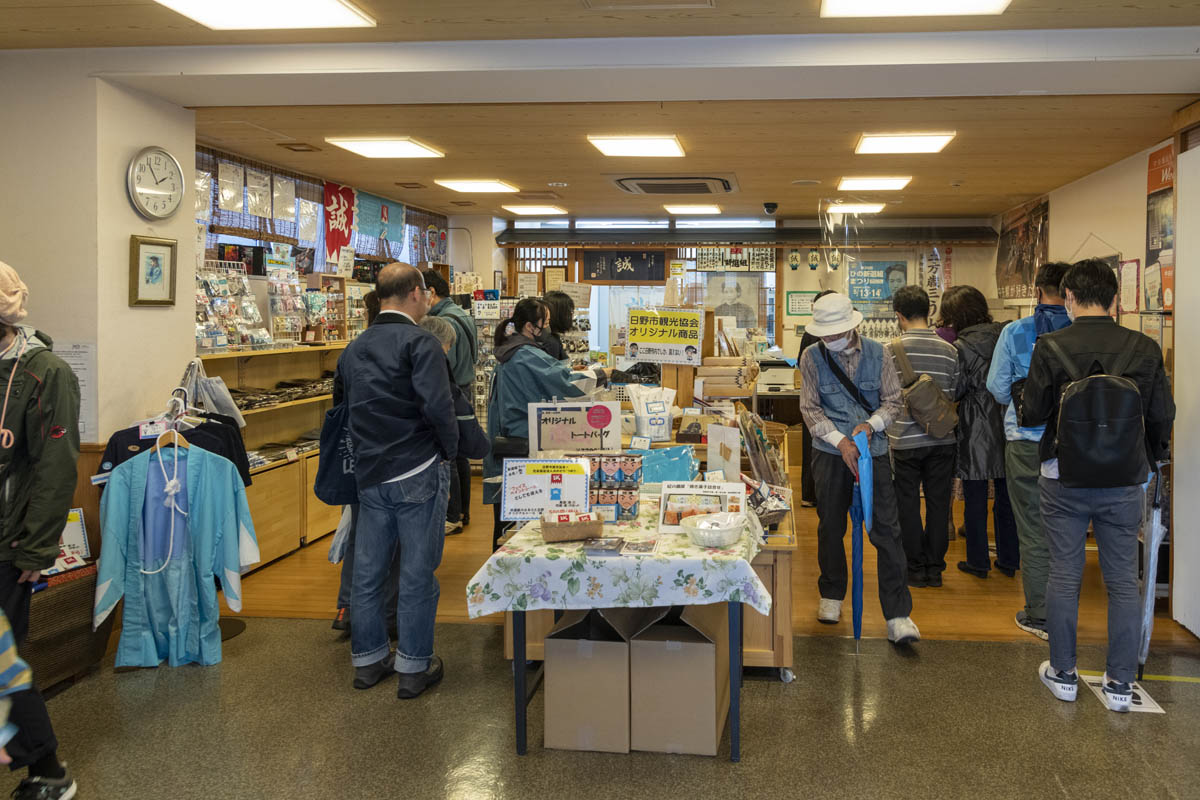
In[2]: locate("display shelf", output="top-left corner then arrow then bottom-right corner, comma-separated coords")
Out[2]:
240,394 -> 333,417
200,343 -> 347,362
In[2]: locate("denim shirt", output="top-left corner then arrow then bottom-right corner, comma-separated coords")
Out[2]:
810,337 -> 891,458
985,315 -> 1044,442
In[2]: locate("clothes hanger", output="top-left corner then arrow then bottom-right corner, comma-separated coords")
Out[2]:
150,428 -> 189,453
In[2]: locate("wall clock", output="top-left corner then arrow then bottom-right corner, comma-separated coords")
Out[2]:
127,146 -> 184,220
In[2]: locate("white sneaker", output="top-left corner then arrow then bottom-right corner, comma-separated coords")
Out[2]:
1101,673 -> 1132,712
1039,659 -> 1078,702
886,616 -> 921,645
817,598 -> 842,624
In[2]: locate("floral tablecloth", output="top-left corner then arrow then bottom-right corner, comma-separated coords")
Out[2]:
466,496 -> 771,618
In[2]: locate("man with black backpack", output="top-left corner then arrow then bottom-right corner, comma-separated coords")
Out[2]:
1022,259 -> 1174,712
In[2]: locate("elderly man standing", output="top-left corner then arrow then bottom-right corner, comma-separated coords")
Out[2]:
336,263 -> 458,699
798,292 -> 920,645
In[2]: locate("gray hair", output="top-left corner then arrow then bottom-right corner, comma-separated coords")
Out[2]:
419,315 -> 457,350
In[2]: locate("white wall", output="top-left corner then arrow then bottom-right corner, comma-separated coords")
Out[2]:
0,52 -> 197,440
1172,146 -> 1199,637
447,215 -> 507,289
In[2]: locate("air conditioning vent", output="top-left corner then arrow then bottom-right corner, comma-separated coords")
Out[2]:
515,191 -> 561,201
395,182 -> 427,189
611,175 -> 739,195
583,0 -> 715,8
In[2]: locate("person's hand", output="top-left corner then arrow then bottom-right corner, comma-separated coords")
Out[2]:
0,747 -> 10,765
851,422 -> 873,440
17,570 -> 40,584
836,437 -> 860,479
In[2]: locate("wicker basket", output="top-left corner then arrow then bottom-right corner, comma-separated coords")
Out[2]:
26,567 -> 115,691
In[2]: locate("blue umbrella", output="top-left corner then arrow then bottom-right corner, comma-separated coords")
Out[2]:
849,431 -> 873,652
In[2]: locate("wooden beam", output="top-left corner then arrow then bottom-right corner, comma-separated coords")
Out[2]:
1172,100 -> 1200,135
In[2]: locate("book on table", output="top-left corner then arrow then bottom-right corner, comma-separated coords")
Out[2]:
583,537 -> 624,557
620,539 -> 659,555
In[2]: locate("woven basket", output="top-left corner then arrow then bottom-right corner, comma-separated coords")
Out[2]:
26,569 -> 115,691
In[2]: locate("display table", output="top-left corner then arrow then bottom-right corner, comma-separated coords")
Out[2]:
466,495 -> 771,761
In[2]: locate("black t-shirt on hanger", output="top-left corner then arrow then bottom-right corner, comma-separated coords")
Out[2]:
94,416 -> 252,488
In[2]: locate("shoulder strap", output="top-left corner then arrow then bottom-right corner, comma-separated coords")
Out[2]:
446,312 -> 477,363
889,337 -> 918,388
1044,337 -> 1084,382
820,343 -> 877,414
1108,338 -> 1140,379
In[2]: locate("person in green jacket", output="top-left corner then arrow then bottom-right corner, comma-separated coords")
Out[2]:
422,270 -> 478,533
0,261 -> 80,800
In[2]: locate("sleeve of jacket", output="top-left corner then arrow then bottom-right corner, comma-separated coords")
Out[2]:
1142,344 -> 1176,463
94,466 -> 129,630
412,336 -> 459,460
985,325 -> 1015,406
18,359 -> 81,571
219,462 -> 260,613
453,384 -> 491,459
1020,339 -> 1056,428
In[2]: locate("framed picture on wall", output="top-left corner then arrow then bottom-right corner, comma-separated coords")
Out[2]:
129,235 -> 178,306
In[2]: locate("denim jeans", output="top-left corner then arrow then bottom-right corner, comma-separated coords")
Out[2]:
351,461 -> 450,674
336,503 -> 400,617
963,479 -> 1019,572
1040,477 -> 1144,684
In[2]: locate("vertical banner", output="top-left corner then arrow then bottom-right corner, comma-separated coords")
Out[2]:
1147,144 -> 1175,311
996,196 -> 1050,300
323,182 -> 357,265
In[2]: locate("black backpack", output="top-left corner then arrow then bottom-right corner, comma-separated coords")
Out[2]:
1044,337 -> 1147,489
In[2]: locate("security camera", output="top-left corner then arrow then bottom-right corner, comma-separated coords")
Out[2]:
763,202 -> 778,215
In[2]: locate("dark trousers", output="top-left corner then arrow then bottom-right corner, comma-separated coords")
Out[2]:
963,479 -> 1019,572
801,426 -> 815,504
1040,478 -> 1144,684
336,504 -> 401,621
892,444 -> 956,577
446,455 -> 472,524
812,450 -> 913,620
0,562 -> 58,770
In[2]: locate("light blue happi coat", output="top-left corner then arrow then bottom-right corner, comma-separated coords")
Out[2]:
95,446 -> 260,667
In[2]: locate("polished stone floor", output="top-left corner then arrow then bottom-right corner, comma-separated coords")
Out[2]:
5,619 -> 1199,799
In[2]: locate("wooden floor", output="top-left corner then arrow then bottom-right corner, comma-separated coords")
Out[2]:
237,469 -> 1198,649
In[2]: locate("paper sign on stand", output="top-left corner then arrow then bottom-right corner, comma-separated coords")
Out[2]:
560,282 -> 592,310
501,459 -> 592,521
528,402 -> 620,455
626,307 -> 704,366
44,508 -> 90,577
706,424 -> 741,487
474,299 -> 500,320
658,481 -> 745,533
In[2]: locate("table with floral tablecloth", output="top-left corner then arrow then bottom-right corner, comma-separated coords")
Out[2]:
466,495 -> 772,618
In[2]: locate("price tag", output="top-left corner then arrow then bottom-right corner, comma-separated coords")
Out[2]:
139,421 -> 168,439
704,469 -> 726,481
285,449 -> 299,463
630,436 -> 652,450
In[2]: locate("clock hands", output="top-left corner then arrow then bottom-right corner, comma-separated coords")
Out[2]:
147,163 -> 160,184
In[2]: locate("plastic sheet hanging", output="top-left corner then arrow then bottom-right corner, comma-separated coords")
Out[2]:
178,358 -> 246,428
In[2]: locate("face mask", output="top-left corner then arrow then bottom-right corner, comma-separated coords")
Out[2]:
824,333 -> 852,353
1065,300 -> 1075,322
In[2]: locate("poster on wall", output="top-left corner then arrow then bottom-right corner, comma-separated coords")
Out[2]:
627,307 -> 704,366
704,273 -> 760,328
996,196 -> 1049,300
217,163 -> 244,213
786,291 -> 820,317
297,199 -> 320,242
849,260 -> 908,304
356,192 -> 405,253
516,272 -> 540,298
1119,259 -> 1141,315
560,282 -> 591,309
921,249 -> 945,307
245,169 -> 272,218
583,250 -> 664,282
323,182 -> 357,264
272,177 -> 296,222
1147,144 -> 1175,312
194,172 -> 212,220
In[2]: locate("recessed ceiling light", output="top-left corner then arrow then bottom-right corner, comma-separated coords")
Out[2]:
325,137 -> 444,158
664,204 -> 721,215
821,0 -> 1010,17
856,133 -> 956,154
435,180 -> 520,193
587,135 -> 685,157
838,176 -> 912,191
502,205 -> 568,216
152,0 -> 375,29
827,203 -> 886,214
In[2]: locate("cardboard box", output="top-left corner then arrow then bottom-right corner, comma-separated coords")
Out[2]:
630,603 -> 731,756
544,608 -> 652,753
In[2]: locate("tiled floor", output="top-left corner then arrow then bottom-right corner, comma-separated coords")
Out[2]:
7,618 -> 1200,799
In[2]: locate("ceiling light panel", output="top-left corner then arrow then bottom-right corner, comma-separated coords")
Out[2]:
435,180 -> 520,193
827,203 -> 886,214
325,137 -> 443,158
153,0 -> 375,29
502,205 -> 568,216
838,176 -> 912,191
664,204 -> 721,215
588,135 -> 685,157
821,0 -> 1010,17
856,133 -> 956,154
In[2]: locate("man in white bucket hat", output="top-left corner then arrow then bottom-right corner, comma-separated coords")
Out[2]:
798,292 -> 920,645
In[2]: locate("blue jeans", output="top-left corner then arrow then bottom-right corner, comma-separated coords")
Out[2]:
351,462 -> 450,674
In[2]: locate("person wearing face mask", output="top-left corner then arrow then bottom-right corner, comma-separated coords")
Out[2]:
484,298 -> 607,549
985,261 -> 1071,641
797,293 -> 920,645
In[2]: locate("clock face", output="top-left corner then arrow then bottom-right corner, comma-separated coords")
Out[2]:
128,147 -> 184,220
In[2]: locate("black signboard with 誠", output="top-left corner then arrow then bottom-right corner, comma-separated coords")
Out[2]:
583,250 -> 666,283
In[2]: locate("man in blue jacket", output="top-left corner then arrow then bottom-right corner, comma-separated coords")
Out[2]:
335,263 -> 458,699
985,261 -> 1071,641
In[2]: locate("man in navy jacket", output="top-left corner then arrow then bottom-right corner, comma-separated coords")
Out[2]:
335,262 -> 458,699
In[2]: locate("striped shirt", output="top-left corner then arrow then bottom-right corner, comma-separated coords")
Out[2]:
885,328 -> 960,450
0,611 -> 32,749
